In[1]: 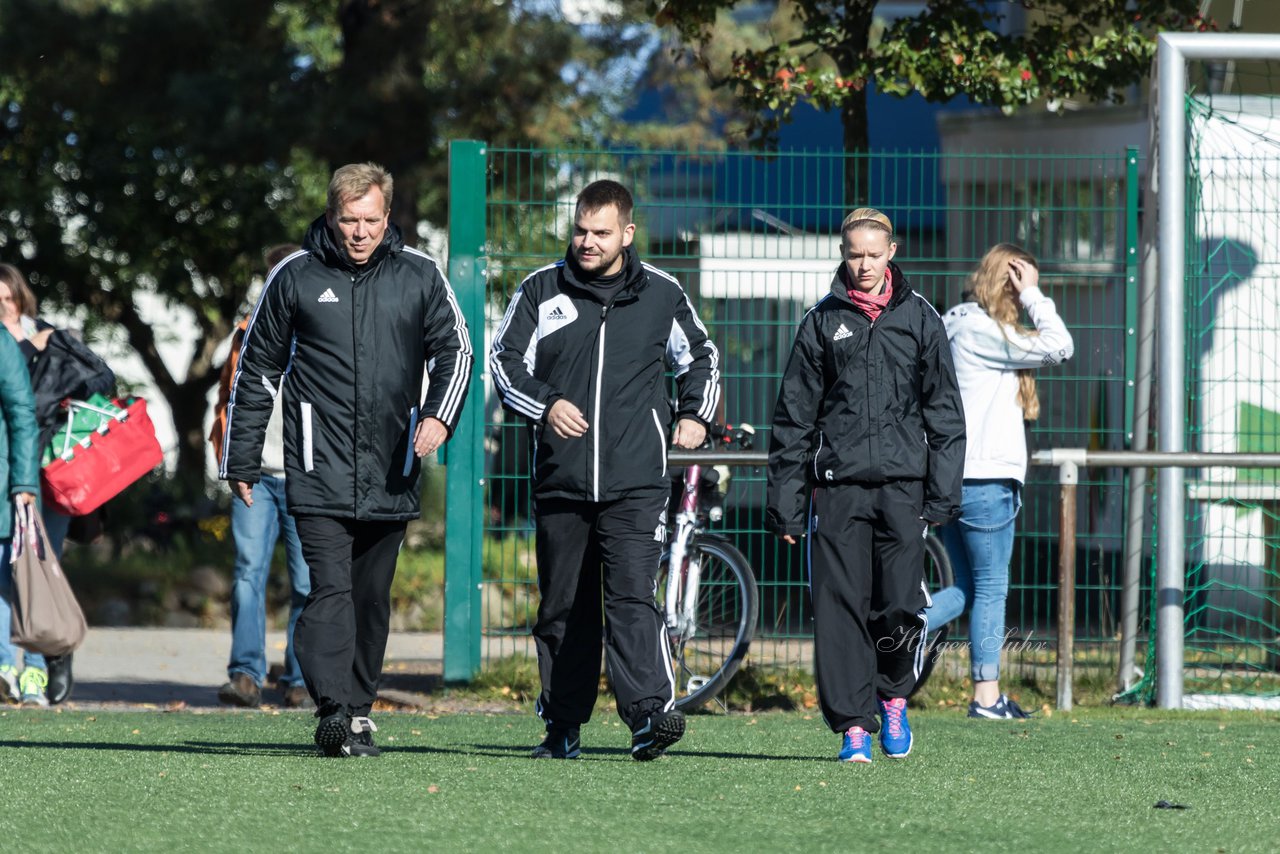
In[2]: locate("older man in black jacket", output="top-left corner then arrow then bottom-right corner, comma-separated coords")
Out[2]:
223,162 -> 472,758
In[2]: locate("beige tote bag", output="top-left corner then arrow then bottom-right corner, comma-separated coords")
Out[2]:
9,503 -> 87,657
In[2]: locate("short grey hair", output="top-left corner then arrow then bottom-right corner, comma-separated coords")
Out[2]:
327,162 -> 393,214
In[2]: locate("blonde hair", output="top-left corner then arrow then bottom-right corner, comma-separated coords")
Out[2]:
0,263 -> 38,318
968,242 -> 1042,420
841,207 -> 894,243
327,162 -> 393,214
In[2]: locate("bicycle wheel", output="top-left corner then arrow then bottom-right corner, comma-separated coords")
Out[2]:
909,531 -> 955,698
657,534 -> 758,712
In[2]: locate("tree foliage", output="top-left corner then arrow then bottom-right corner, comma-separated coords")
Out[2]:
604,13 -> 775,149
0,0 -> 649,491
652,0 -> 1214,160
0,0 -> 327,490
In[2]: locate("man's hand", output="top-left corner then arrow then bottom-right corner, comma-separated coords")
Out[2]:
231,480 -> 254,508
780,534 -> 797,545
546,399 -> 589,439
414,416 -> 449,457
14,491 -> 36,506
672,417 -> 707,449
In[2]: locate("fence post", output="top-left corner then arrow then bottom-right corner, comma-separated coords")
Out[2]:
1056,460 -> 1079,711
1118,144 -> 1148,693
443,139 -> 488,683
1123,146 -> 1140,447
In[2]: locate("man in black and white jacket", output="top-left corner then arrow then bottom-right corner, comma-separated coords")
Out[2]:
222,162 -> 472,758
490,180 -> 720,761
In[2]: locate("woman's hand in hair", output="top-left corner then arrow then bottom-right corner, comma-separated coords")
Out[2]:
1008,258 -> 1038,294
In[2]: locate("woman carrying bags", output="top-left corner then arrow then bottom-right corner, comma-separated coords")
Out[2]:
925,243 -> 1074,720
767,208 -> 966,763
0,312 -> 43,705
0,263 -> 114,705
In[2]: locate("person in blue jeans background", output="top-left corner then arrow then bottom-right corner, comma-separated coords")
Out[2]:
0,321 -> 42,706
926,243 -> 1073,719
210,244 -> 312,709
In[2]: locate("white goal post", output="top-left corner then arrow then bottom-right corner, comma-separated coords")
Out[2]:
1156,32 -> 1280,709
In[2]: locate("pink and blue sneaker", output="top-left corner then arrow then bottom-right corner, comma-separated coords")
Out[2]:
878,697 -> 913,758
838,725 -> 872,763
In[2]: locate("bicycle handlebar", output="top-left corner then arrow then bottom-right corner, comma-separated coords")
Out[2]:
703,422 -> 755,451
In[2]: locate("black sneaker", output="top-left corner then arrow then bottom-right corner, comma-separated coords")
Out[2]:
47,654 -> 73,705
630,709 -> 685,761
531,727 -> 581,759
968,694 -> 1032,720
314,708 -> 353,757
347,716 -> 381,758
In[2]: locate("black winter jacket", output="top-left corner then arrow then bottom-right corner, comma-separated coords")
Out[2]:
221,216 -> 473,521
766,262 -> 966,536
490,246 -> 720,501
23,323 -> 116,438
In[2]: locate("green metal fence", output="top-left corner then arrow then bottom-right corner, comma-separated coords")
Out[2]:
443,142 -> 1142,683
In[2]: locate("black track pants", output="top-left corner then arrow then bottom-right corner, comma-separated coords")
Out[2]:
292,516 -> 407,717
808,480 -> 928,733
532,493 -> 674,731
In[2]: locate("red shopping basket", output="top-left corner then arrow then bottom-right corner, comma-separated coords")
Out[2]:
40,397 -> 164,515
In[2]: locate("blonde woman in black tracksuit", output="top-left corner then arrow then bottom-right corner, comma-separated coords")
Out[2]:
767,208 -> 965,763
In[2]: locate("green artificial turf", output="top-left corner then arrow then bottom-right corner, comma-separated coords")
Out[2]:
0,707 -> 1274,853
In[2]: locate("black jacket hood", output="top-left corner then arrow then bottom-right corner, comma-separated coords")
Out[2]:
560,245 -> 649,302
831,260 -> 914,312
302,214 -> 405,272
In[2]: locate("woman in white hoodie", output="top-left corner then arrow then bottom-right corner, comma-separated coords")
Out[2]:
925,243 -> 1073,719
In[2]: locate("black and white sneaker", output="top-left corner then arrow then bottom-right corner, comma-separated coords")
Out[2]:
968,694 -> 1032,720
531,727 -> 581,759
314,708 -> 353,757
347,716 -> 381,758
630,709 -> 685,761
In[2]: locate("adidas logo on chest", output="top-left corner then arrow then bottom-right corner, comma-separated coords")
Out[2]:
833,323 -> 852,341
537,294 -> 578,334
317,288 -> 340,303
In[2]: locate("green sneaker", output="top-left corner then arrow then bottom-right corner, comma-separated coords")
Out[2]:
19,667 -> 49,707
0,664 -> 19,703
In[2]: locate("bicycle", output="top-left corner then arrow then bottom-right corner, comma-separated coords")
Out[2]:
658,422 -> 759,712
910,529 -> 955,698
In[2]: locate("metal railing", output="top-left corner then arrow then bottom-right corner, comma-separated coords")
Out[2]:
1034,449 -> 1280,710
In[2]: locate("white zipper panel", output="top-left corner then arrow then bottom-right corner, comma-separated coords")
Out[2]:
651,408 -> 667,478
592,318 -> 607,501
301,401 -> 315,472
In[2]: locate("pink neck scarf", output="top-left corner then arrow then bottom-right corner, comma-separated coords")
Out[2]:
847,267 -> 893,322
